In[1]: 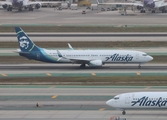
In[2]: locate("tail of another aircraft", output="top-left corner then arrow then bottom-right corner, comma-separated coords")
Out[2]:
96,0 -> 100,4
15,27 -> 40,52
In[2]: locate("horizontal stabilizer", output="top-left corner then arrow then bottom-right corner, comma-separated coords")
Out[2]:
14,49 -> 30,54
17,52 -> 30,54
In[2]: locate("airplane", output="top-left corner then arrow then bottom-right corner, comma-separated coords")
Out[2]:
15,27 -> 153,68
0,0 -> 61,11
97,0 -> 167,14
106,92 -> 167,115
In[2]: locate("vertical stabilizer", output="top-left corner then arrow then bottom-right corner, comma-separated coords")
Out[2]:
15,27 -> 39,52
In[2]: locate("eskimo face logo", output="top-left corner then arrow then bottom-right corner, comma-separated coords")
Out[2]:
19,36 -> 29,49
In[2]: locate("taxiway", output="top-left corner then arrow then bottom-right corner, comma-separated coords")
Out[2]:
1,8 -> 167,25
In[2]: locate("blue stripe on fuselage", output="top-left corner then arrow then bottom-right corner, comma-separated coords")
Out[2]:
38,48 -> 59,63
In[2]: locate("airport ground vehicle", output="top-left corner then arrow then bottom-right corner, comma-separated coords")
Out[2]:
82,10 -> 86,14
70,4 -> 77,10
101,8 -> 105,11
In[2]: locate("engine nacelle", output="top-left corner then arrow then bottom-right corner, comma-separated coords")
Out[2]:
2,4 -> 7,9
88,60 -> 102,67
35,3 -> 41,9
137,6 -> 142,10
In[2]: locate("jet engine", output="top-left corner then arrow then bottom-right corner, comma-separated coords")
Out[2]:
88,60 -> 102,67
35,3 -> 41,9
137,6 -> 142,10
2,4 -> 7,9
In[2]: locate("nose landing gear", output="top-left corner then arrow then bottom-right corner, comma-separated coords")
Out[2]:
138,64 -> 141,69
122,110 -> 126,115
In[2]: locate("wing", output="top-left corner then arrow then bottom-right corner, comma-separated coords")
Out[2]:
66,57 -> 91,64
57,50 -> 93,63
156,2 -> 167,8
0,1 -> 12,6
27,1 -> 61,6
97,0 -> 143,7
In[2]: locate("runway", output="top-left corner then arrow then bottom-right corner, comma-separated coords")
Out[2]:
1,33 -> 167,37
0,85 -> 167,120
0,64 -> 167,74
1,36 -> 167,42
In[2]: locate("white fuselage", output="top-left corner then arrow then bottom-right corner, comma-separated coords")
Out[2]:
40,49 -> 153,64
106,92 -> 167,110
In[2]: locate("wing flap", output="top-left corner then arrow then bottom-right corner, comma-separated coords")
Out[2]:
68,57 -> 91,63
0,1 -> 12,5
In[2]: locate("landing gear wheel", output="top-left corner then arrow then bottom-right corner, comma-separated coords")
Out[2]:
122,111 -> 126,115
138,65 -> 141,69
140,10 -> 145,13
29,7 -> 33,11
80,64 -> 85,68
152,10 -> 155,13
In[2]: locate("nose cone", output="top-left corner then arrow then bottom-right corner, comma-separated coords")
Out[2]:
148,56 -> 153,62
106,99 -> 113,107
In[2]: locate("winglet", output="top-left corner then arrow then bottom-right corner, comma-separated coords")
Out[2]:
96,0 -> 100,4
57,50 -> 63,57
67,43 -> 74,50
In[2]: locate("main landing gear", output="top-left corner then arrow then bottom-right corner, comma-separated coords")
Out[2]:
162,9 -> 167,13
29,6 -> 34,11
140,9 -> 145,13
138,64 -> 141,69
80,63 -> 86,68
122,110 -> 126,115
7,6 -> 12,11
152,10 -> 155,13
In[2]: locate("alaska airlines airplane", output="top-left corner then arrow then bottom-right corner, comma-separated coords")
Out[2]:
0,0 -> 61,11
15,27 -> 153,68
97,0 -> 167,13
106,92 -> 167,115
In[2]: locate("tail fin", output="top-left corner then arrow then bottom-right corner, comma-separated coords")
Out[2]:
15,27 -> 39,52
96,0 -> 100,4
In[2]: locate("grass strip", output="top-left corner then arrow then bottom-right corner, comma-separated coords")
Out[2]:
1,26 -> 167,32
1,41 -> 167,48
1,76 -> 167,86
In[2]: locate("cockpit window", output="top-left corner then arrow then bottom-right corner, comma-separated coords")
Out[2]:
142,54 -> 147,56
114,97 -> 119,100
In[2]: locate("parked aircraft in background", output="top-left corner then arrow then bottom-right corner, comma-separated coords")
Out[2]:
15,27 -> 153,68
0,0 -> 61,11
97,0 -> 167,14
106,92 -> 167,115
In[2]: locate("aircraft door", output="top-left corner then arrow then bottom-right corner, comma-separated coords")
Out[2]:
136,53 -> 139,60
125,94 -> 131,104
